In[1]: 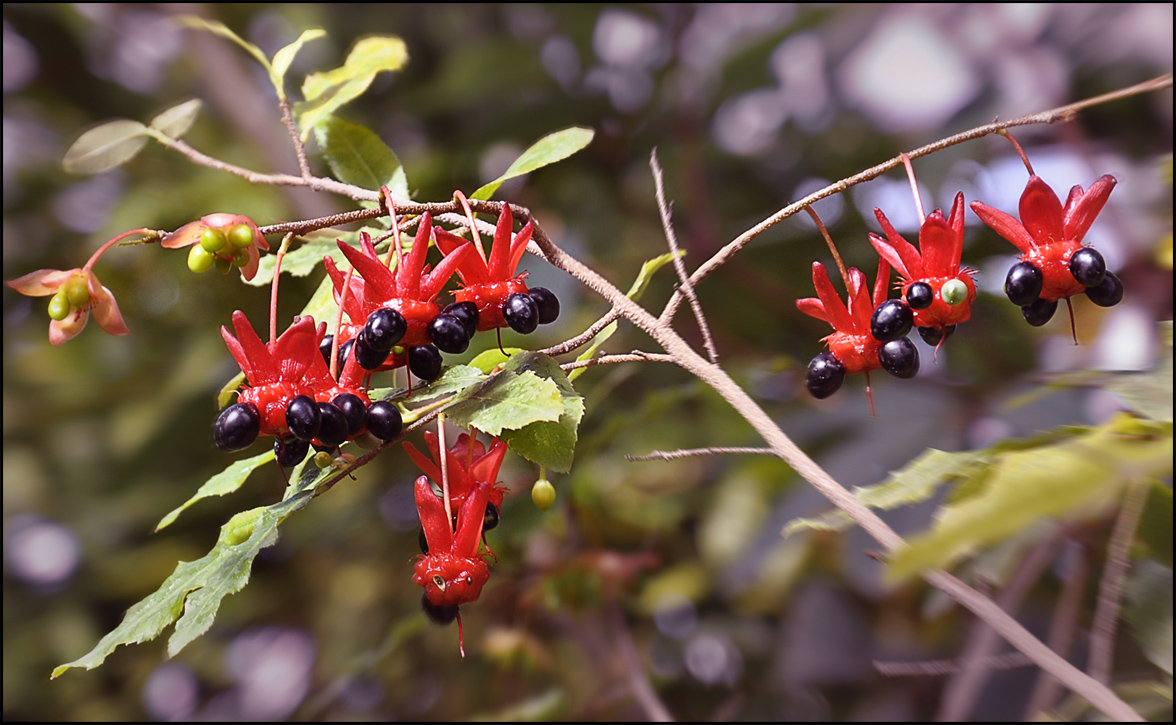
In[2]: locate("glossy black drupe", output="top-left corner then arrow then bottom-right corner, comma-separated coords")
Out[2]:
332,393 -> 367,437
870,299 -> 914,342
502,292 -> 538,334
421,595 -> 459,625
1069,248 -> 1106,288
285,395 -> 321,441
1021,297 -> 1058,326
429,313 -> 471,354
529,287 -> 560,324
274,436 -> 309,467
1084,270 -> 1124,307
363,307 -> 407,352
879,338 -> 919,378
213,402 -> 260,451
917,325 -> 955,346
442,301 -> 479,339
906,281 -> 934,310
804,352 -> 846,399
408,344 -> 443,381
1005,262 -> 1044,306
366,401 -> 403,441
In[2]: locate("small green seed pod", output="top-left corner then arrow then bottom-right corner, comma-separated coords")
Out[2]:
47,291 -> 71,321
941,278 -> 968,306
200,227 -> 228,253
228,223 -> 255,249
63,275 -> 91,307
188,245 -> 215,273
531,478 -> 556,510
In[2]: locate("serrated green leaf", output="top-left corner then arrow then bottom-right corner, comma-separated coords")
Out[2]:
149,99 -> 202,139
886,414 -> 1173,583
313,116 -> 408,199
62,120 -> 149,174
398,364 -> 488,404
156,451 -> 275,531
271,28 -> 327,94
178,16 -> 270,73
1124,560 -> 1173,676
297,36 -> 408,140
447,369 -> 563,437
569,251 -> 682,382
471,126 -> 594,200
51,489 -> 313,678
248,237 -> 350,287
499,354 -> 584,473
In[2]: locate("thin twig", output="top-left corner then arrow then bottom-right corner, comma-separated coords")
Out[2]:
559,351 -> 675,371
875,651 -> 1032,677
608,603 -> 674,722
1024,540 -> 1089,719
937,531 -> 1066,720
277,95 -> 313,180
659,73 -> 1173,323
650,149 -> 718,363
1089,479 -> 1151,685
626,446 -> 773,461
541,309 -> 622,356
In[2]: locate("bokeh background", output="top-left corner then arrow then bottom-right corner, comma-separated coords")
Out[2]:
3,4 -> 1171,721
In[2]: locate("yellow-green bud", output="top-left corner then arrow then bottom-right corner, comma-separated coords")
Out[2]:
228,223 -> 255,249
531,478 -> 556,510
200,228 -> 228,253
48,291 -> 71,321
63,275 -> 91,307
188,245 -> 215,273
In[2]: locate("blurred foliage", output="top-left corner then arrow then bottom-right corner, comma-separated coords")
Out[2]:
3,3 -> 1172,722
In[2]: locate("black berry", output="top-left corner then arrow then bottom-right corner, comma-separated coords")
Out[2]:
366,401 -> 403,441
319,334 -> 335,366
354,333 -> 390,370
917,325 -> 955,346
315,402 -> 349,447
443,301 -> 479,339
1069,247 -> 1106,288
274,436 -> 309,467
213,402 -> 260,451
429,313 -> 471,354
1021,297 -> 1058,326
502,292 -> 538,334
529,287 -> 560,324
870,299 -> 914,342
879,338 -> 919,378
1084,270 -> 1123,307
804,352 -> 845,399
1005,262 -> 1043,306
285,395 -> 321,441
906,281 -> 934,310
333,393 -> 367,437
363,307 -> 407,352
421,594 -> 458,625
408,344 -> 443,381
483,502 -> 500,532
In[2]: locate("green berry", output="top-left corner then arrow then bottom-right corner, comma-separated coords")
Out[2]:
63,275 -> 91,307
188,245 -> 215,273
232,247 -> 250,267
200,228 -> 228,253
47,292 -> 71,321
532,478 -> 556,510
313,450 -> 333,468
941,278 -> 968,306
228,223 -> 255,249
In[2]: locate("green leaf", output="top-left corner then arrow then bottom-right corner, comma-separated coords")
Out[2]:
313,116 -> 408,199
499,354 -> 585,473
62,120 -> 149,174
886,414 -> 1174,583
178,16 -> 271,74
1124,560 -> 1173,676
216,372 -> 246,410
467,348 -> 523,374
271,28 -> 327,95
471,127 -> 595,201
149,99 -> 202,139
51,489 -> 313,677
248,234 -> 351,287
1137,480 -> 1173,567
155,451 -> 276,532
297,36 -> 409,141
569,251 -> 681,382
447,366 -> 564,437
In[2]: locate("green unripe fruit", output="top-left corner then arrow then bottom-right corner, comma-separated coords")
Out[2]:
188,245 -> 215,273
48,292 -> 71,321
313,451 -> 334,468
200,228 -> 228,253
63,275 -> 91,306
531,478 -> 556,510
228,223 -> 255,249
232,247 -> 251,267
941,278 -> 968,306
215,256 -> 234,275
